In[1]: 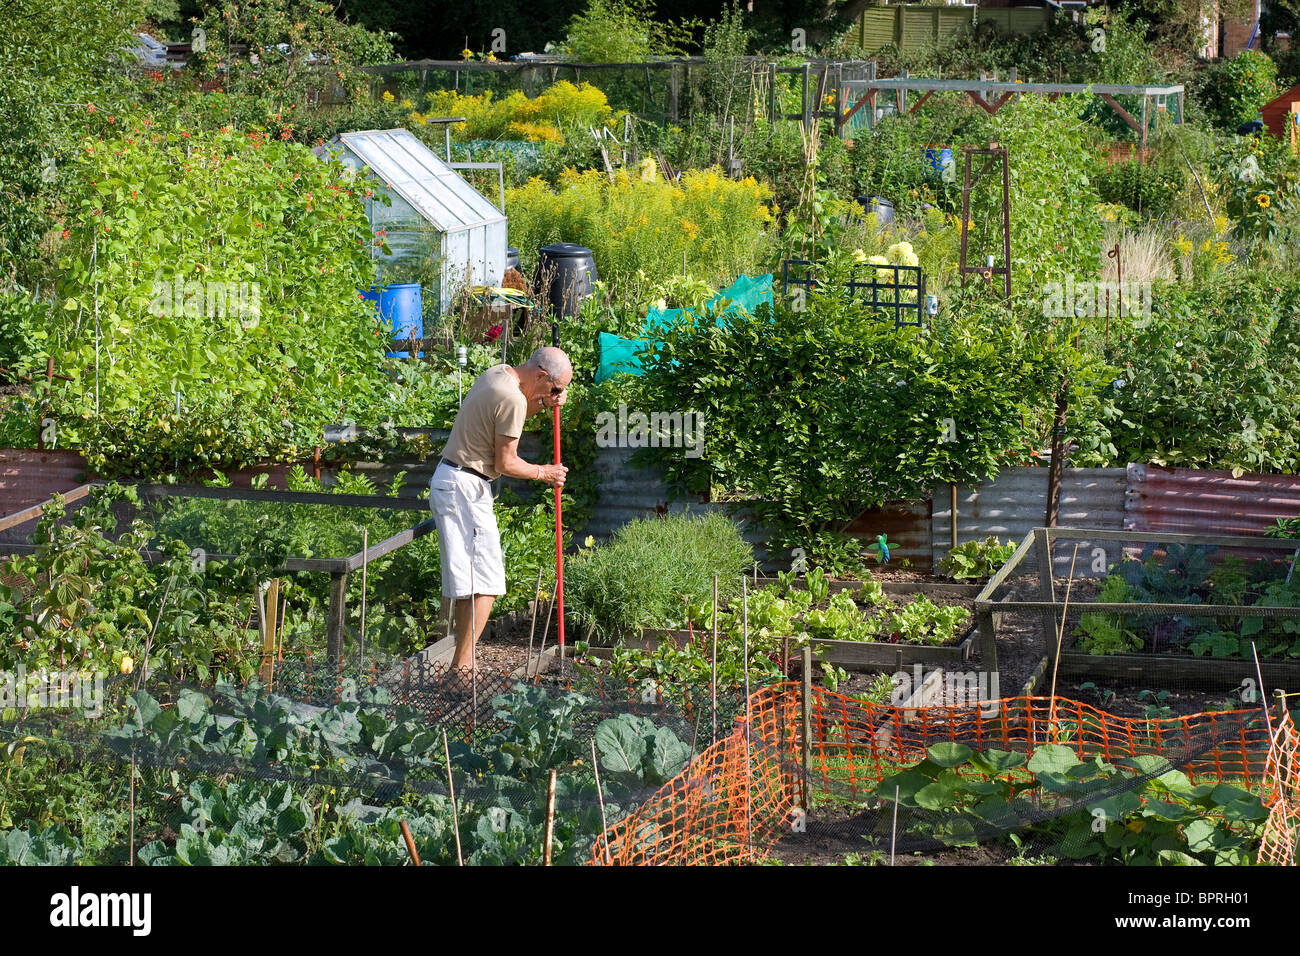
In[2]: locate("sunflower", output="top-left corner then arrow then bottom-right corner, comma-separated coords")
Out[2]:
1257,193 -> 1271,209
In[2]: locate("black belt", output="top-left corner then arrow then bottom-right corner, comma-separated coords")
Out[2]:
440,458 -> 493,483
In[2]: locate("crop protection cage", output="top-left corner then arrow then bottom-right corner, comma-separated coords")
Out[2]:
781,259 -> 926,329
0,482 -> 439,665
973,527 -> 1300,697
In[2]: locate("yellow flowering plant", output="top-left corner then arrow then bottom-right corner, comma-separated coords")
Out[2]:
425,81 -> 617,144
505,167 -> 774,299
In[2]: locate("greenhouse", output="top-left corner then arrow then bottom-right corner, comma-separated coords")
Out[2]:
319,128 -> 508,312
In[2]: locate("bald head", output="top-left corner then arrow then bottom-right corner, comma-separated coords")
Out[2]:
513,346 -> 573,408
523,346 -> 572,384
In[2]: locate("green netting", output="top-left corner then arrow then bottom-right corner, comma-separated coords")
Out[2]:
596,273 -> 773,383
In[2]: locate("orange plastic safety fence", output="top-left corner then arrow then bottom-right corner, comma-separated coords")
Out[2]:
590,685 -> 801,866
803,687 -> 1272,802
1258,710 -> 1300,866
592,683 -> 1279,865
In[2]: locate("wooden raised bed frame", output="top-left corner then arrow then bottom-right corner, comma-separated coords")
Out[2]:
975,527 -> 1300,692
582,579 -> 985,672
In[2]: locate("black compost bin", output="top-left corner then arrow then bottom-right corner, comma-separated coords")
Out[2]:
535,242 -> 597,318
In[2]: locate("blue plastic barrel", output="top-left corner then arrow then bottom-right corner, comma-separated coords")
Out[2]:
360,283 -> 423,358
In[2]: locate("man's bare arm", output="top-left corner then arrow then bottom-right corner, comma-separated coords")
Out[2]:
495,434 -> 568,485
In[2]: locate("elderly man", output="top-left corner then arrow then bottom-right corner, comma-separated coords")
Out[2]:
431,346 -> 571,683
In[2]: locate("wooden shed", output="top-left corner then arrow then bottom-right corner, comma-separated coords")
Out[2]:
1261,83 -> 1300,151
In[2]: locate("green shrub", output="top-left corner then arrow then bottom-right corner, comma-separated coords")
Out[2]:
1095,160 -> 1184,217
635,280 -> 1075,567
1196,50 -> 1280,131
52,122 -> 387,477
565,511 -> 753,641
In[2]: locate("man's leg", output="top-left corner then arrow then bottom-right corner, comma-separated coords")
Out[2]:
450,594 -> 496,670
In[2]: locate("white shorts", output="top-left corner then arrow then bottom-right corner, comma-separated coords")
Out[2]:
430,462 -> 506,599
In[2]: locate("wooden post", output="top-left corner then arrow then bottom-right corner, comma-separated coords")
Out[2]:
669,63 -> 679,123
866,60 -> 876,130
259,578 -> 279,684
977,607 -> 999,689
802,61 -> 811,128
326,570 -> 349,663
949,481 -> 959,552
1034,528 -> 1058,675
1045,385 -> 1068,527
543,769 -> 558,865
801,644 -> 813,810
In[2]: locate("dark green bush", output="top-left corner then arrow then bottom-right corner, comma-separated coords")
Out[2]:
565,511 -> 754,641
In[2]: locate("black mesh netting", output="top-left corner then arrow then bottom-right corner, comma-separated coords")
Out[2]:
0,662 -> 753,866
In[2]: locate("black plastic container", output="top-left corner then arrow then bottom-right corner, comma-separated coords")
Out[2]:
534,242 -> 597,318
855,195 -> 895,225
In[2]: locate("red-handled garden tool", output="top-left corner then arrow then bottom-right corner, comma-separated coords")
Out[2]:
552,324 -> 566,659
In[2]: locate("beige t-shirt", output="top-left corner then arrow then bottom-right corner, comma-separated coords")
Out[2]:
441,364 -> 528,480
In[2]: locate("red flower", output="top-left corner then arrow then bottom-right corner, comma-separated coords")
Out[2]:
485,324 -> 504,343
280,129 -> 291,140
61,230 -> 70,240
87,103 -> 95,112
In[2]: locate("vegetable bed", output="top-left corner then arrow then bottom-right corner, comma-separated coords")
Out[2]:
582,570 -> 982,673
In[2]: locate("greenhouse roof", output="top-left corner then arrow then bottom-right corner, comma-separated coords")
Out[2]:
326,128 -> 505,233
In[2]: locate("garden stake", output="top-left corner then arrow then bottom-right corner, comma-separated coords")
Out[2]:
711,574 -> 719,742
1251,641 -> 1274,745
801,645 -> 812,810
533,577 -> 558,685
359,528 -> 368,668
525,565 -> 544,676
889,785 -> 899,866
442,729 -> 464,866
1046,543 -> 1081,737
259,578 -> 279,685
399,820 -> 422,866
470,528 -> 478,729
591,738 -> 612,864
543,769 -> 558,866
136,572 -> 177,692
278,595 -> 288,662
129,749 -> 136,866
